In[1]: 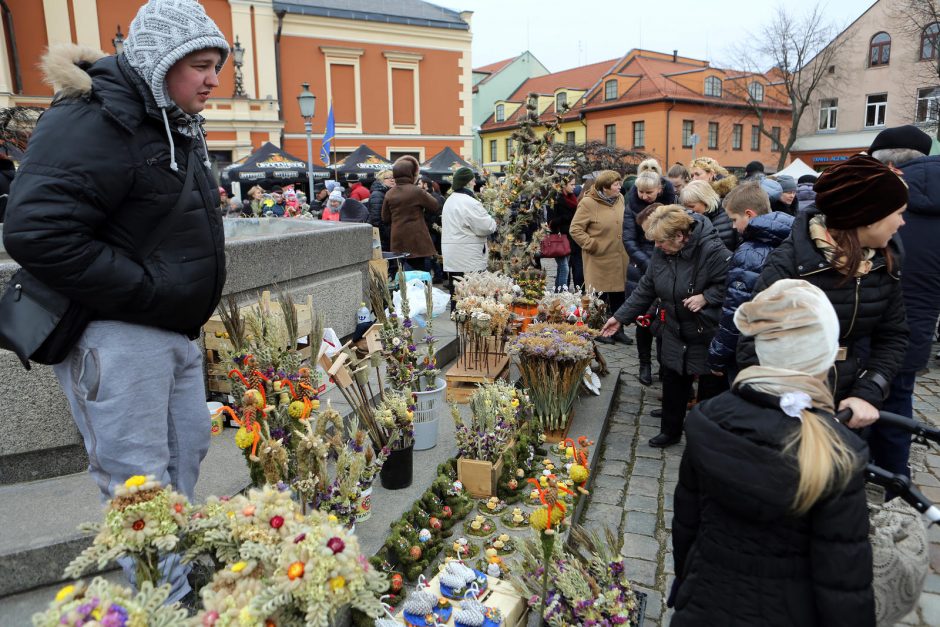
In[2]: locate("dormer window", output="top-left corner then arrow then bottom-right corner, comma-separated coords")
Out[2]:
704,76 -> 722,97
556,92 -> 567,110
604,80 -> 617,101
495,104 -> 505,122
748,82 -> 764,103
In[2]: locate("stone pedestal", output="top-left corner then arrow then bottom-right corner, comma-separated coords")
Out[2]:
0,219 -> 372,483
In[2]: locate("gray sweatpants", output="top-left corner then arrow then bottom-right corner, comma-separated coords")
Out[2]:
54,321 -> 211,601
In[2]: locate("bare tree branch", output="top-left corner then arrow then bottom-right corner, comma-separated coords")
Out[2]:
890,0 -> 940,140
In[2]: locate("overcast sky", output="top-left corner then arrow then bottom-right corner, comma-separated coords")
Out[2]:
432,0 -> 876,72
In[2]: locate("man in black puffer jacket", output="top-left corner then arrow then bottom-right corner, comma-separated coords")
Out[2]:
2,0 -> 228,603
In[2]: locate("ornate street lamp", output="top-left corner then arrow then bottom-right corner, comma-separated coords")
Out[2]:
112,26 -> 124,55
297,82 -> 317,196
232,36 -> 246,98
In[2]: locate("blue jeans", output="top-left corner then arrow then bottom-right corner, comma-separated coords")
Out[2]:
870,370 -> 916,485
554,255 -> 570,291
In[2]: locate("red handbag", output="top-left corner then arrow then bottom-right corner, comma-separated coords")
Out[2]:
540,233 -> 571,258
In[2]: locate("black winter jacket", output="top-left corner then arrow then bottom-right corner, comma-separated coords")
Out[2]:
0,159 -> 14,222
707,212 -> 793,372
705,205 -> 738,251
2,54 -> 224,338
670,390 -> 873,627
739,209 -> 908,407
369,178 -> 391,248
614,215 -> 731,375
622,179 -> 675,273
897,156 -> 940,372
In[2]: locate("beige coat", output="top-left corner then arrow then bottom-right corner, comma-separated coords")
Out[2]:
569,190 -> 629,293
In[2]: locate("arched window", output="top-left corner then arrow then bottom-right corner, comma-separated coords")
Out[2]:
704,76 -> 722,97
922,23 -> 940,60
748,81 -> 764,102
495,104 -> 505,122
869,32 -> 891,66
556,92 -> 567,110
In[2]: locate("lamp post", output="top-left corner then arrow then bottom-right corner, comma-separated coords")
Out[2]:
297,82 -> 317,197
112,26 -> 124,55
232,36 -> 246,98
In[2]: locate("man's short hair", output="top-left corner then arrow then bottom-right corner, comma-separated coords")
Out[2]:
723,182 -> 771,216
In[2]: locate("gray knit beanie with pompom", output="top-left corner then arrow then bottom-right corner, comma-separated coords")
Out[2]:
123,0 -> 229,109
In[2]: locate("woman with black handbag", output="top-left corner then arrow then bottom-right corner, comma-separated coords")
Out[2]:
601,205 -> 731,447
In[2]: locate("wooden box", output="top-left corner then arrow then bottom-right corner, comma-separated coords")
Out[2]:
203,291 -> 314,395
445,354 -> 510,404
457,455 -> 504,499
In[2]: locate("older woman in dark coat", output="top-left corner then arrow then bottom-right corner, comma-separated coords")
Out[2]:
602,205 -> 731,446
381,156 -> 441,270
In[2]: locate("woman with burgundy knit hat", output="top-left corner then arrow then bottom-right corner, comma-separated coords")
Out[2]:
740,154 -> 910,441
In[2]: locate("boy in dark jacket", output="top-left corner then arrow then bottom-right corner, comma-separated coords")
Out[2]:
2,0 -> 229,603
707,183 -> 793,381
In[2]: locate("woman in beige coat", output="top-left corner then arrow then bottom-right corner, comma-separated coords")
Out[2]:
569,170 -> 632,344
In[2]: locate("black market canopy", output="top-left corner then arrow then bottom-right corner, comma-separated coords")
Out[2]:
333,144 -> 393,176
419,146 -> 478,183
223,142 -> 331,187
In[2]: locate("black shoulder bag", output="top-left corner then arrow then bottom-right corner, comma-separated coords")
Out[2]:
0,154 -> 197,369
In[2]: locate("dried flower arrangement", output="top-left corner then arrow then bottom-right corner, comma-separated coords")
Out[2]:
450,272 -> 517,370
33,578 -> 187,627
452,380 -> 528,464
512,527 -> 643,627
509,325 -> 595,431
535,287 -> 608,328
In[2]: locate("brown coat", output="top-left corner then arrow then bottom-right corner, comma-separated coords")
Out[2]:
381,178 -> 441,258
569,189 -> 629,293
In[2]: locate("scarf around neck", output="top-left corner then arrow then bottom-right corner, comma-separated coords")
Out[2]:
733,365 -> 835,417
808,214 -> 875,277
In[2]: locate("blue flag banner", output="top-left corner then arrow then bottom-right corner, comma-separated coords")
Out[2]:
320,103 -> 335,166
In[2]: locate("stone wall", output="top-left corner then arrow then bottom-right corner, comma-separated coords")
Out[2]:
0,219 -> 372,483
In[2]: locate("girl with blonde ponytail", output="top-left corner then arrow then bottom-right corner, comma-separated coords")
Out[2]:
668,278 -> 874,627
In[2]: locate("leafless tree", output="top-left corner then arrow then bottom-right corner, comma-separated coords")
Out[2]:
724,3 -> 851,169
891,0 -> 940,140
0,106 -> 41,155
551,140 -> 649,177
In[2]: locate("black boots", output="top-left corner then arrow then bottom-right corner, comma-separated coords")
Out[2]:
612,329 -> 634,345
638,362 -> 653,386
649,433 -> 681,448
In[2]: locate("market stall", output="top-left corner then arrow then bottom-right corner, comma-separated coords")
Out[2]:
222,142 -> 331,196
419,146 -> 478,184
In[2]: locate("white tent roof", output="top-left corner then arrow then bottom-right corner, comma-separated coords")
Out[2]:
775,158 -> 817,180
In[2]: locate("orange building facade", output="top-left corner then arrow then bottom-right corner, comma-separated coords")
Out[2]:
479,50 -> 793,174
0,0 -> 473,170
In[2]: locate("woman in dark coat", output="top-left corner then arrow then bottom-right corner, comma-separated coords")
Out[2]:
741,155 -> 909,444
680,180 -> 737,250
602,205 -> 731,446
381,156 -> 441,270
547,177 -> 578,290
671,279 -> 873,627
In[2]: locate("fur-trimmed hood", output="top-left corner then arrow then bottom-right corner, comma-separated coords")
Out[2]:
40,44 -> 107,98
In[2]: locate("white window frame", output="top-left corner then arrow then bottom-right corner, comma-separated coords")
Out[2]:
748,81 -> 764,103
495,104 -> 505,123
865,93 -> 888,128
556,92 -> 567,110
704,76 -> 722,97
818,98 -> 838,131
916,87 -> 940,124
321,46 -> 364,133
384,51 -> 423,134
707,121 -> 719,149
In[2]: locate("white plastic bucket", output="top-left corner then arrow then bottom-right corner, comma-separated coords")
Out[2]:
412,377 -> 446,450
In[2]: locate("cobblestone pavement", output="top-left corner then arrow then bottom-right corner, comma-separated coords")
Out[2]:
580,340 -> 940,627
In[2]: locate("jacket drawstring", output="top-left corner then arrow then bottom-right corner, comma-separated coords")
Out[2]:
160,108 -> 178,172
199,131 -> 211,169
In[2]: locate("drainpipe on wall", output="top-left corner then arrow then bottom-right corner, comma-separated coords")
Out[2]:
0,0 -> 22,94
665,99 -> 675,167
275,9 -> 286,148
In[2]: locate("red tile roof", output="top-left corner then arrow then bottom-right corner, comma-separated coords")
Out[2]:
507,58 -> 619,101
474,56 -> 518,75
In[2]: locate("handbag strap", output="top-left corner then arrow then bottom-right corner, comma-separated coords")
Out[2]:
138,150 -> 198,259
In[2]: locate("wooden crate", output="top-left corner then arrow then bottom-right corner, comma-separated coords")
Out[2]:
457,455 -> 504,499
204,291 -> 314,395
445,355 -> 510,404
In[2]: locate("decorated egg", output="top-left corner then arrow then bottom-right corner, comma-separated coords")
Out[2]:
515,468 -> 525,478
442,506 -> 453,518
453,480 -> 464,492
429,517 -> 442,530
409,545 -> 423,560
508,478 -> 518,490
390,573 -> 404,592
418,529 -> 432,543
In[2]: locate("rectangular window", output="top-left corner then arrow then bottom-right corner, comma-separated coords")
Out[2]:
505,138 -> 514,158
632,121 -> 645,148
330,64 -> 357,125
707,122 -> 719,149
604,124 -> 616,147
818,98 -> 838,131
495,104 -> 505,123
751,125 -> 761,151
565,131 -> 576,145
732,124 -> 743,150
389,150 -> 421,163
390,67 -> 416,126
556,92 -> 567,110
605,80 -> 618,101
916,87 -> 940,124
682,120 -> 694,148
489,140 -> 497,162
865,93 -> 887,127
771,126 -> 782,152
